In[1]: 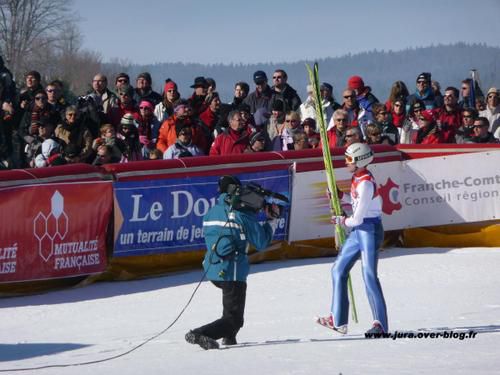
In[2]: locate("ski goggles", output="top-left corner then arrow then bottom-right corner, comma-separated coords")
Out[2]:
345,154 -> 354,164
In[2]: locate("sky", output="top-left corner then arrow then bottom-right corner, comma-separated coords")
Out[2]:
74,0 -> 500,65
1,247 -> 500,374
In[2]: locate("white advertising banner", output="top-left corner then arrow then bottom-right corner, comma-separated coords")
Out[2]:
289,151 -> 500,242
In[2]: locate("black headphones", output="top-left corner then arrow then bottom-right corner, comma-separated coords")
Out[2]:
218,175 -> 241,194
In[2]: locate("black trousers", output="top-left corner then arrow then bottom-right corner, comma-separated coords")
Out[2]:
193,281 -> 247,340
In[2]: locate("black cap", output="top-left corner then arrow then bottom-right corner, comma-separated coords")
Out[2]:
249,131 -> 266,145
272,100 -> 284,112
190,76 -> 208,88
253,71 -> 267,84
320,82 -> 333,92
237,103 -> 251,114
218,175 -> 241,194
64,143 -> 81,158
137,72 -> 152,84
175,121 -> 192,136
416,72 -> 431,83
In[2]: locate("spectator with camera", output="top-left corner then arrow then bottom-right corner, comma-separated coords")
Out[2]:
185,175 -> 279,350
436,86 -> 462,143
89,74 -> 118,117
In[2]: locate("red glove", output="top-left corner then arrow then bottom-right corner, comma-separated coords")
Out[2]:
139,135 -> 150,145
47,153 -> 61,165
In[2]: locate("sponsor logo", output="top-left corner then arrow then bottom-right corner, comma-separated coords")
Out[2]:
33,191 -> 68,262
378,178 -> 402,215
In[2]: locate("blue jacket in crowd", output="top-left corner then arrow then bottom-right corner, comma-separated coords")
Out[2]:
202,193 -> 274,282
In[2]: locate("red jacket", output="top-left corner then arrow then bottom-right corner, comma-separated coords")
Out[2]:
199,107 -> 218,131
325,128 -> 346,148
411,125 -> 444,144
209,128 -> 249,156
108,102 -> 139,128
436,108 -> 462,143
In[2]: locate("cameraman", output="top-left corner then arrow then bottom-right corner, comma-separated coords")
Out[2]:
185,175 -> 278,350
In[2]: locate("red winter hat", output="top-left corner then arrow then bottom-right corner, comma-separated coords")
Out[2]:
420,109 -> 436,122
347,75 -> 365,90
164,80 -> 177,92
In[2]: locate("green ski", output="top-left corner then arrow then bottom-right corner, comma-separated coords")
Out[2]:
306,62 -> 358,323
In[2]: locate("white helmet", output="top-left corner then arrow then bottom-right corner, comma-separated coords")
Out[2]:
345,143 -> 373,168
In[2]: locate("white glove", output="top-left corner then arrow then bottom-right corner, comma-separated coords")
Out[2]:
331,215 -> 346,226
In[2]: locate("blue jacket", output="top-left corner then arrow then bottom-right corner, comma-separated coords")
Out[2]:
202,193 -> 274,282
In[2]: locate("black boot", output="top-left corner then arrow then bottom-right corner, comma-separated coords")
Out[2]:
221,336 -> 237,346
185,330 -> 219,350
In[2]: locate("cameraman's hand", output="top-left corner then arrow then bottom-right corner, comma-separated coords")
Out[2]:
265,203 -> 280,220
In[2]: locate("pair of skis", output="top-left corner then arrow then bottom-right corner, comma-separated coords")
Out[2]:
306,63 -> 358,324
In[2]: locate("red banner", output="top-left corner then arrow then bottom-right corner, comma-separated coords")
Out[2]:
0,181 -> 112,283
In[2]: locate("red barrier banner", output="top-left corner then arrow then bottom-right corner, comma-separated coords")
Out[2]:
0,181 -> 112,283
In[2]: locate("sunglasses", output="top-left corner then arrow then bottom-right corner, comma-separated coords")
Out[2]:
413,108 -> 422,112
343,95 -> 355,99
335,118 -> 348,122
417,80 -> 428,84
117,79 -> 128,83
35,96 -> 46,100
377,112 -> 388,115
273,76 -> 283,79
394,103 -> 402,107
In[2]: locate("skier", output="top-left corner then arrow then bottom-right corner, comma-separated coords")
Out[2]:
185,175 -> 278,350
317,142 -> 388,335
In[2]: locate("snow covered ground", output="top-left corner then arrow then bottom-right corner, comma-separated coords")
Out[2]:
1,247 -> 500,375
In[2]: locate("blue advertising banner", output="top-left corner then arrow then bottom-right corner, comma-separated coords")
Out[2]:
113,169 -> 290,257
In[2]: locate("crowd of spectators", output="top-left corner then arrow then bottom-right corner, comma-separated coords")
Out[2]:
0,61 -> 498,169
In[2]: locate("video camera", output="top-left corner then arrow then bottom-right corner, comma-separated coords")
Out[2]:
225,182 -> 289,218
